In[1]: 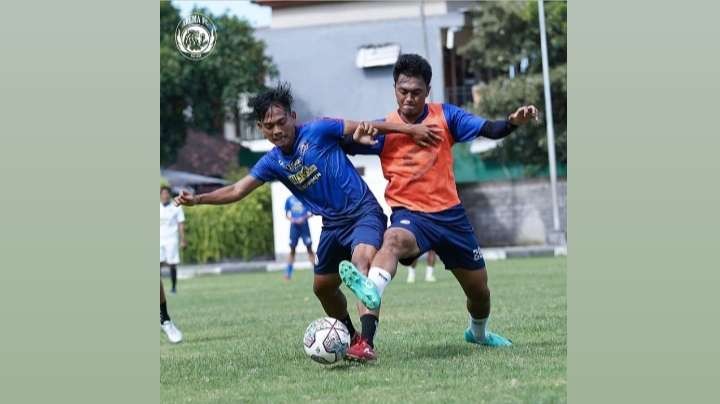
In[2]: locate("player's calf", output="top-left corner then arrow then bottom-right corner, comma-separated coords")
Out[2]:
463,288 -> 506,346
452,267 -> 511,347
312,276 -> 359,339
312,274 -> 349,317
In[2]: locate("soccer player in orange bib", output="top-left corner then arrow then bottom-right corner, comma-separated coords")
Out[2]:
340,54 -> 539,361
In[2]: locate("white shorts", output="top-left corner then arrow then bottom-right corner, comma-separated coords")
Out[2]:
160,241 -> 180,265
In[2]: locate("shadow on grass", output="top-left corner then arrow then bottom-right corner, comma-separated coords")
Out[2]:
322,360 -> 379,372
188,334 -> 239,344
396,341 -> 476,360
326,362 -> 354,371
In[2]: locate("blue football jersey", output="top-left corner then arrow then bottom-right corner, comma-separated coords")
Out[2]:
251,118 -> 382,225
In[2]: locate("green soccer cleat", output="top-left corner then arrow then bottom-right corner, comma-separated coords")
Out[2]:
339,260 -> 381,310
464,328 -> 512,347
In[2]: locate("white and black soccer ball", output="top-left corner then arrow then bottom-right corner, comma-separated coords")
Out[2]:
303,317 -> 351,365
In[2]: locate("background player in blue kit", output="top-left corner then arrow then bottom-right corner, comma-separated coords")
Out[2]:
174,83 -> 439,347
284,195 -> 314,280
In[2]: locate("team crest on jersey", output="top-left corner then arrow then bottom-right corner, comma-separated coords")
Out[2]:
298,142 -> 310,157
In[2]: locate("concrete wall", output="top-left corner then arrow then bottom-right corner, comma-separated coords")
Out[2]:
274,174 -> 567,261
458,178 -> 567,247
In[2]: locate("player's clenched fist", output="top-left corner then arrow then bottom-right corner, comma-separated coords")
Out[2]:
174,190 -> 197,207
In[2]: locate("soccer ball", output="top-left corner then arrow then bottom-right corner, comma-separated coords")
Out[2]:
303,317 -> 351,365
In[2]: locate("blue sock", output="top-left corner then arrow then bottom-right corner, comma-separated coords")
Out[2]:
286,263 -> 293,278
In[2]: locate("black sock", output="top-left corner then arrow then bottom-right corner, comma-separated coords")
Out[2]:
160,302 -> 171,324
361,314 -> 379,348
170,265 -> 177,290
339,315 -> 357,338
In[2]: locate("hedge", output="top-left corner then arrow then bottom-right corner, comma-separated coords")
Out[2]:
181,184 -> 273,263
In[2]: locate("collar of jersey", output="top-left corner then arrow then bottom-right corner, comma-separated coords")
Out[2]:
396,104 -> 429,124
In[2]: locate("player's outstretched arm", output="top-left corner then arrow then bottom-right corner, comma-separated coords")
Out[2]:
174,175 -> 264,207
344,120 -> 442,148
472,105 -> 541,141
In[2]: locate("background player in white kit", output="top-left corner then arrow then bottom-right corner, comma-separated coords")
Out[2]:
160,186 -> 184,343
160,186 -> 186,294
406,250 -> 437,283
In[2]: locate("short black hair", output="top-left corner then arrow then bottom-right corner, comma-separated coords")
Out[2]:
249,82 -> 293,122
160,185 -> 171,194
393,54 -> 432,88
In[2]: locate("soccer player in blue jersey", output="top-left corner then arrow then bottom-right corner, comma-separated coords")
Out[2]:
284,195 -> 314,280
174,83 -> 440,346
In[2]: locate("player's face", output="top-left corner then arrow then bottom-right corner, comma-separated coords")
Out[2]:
160,189 -> 170,204
394,74 -> 430,119
258,104 -> 296,152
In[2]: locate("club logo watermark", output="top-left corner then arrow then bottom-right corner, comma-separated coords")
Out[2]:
175,13 -> 217,60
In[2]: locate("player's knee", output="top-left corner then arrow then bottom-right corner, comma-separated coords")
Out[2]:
468,284 -> 490,302
312,282 -> 327,297
352,255 -> 372,274
351,244 -> 377,274
382,230 -> 411,255
313,280 -> 336,298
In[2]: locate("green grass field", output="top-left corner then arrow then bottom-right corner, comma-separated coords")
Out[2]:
161,257 -> 566,403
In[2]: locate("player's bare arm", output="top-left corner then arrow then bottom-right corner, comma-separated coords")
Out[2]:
174,175 -> 264,207
344,120 -> 442,148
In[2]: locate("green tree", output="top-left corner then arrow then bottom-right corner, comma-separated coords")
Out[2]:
458,1 -> 566,171
459,1 -> 536,83
160,2 -> 187,165
160,2 -> 276,166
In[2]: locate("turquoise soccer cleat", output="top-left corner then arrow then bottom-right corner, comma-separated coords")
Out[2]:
464,328 -> 512,347
338,260 -> 381,310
